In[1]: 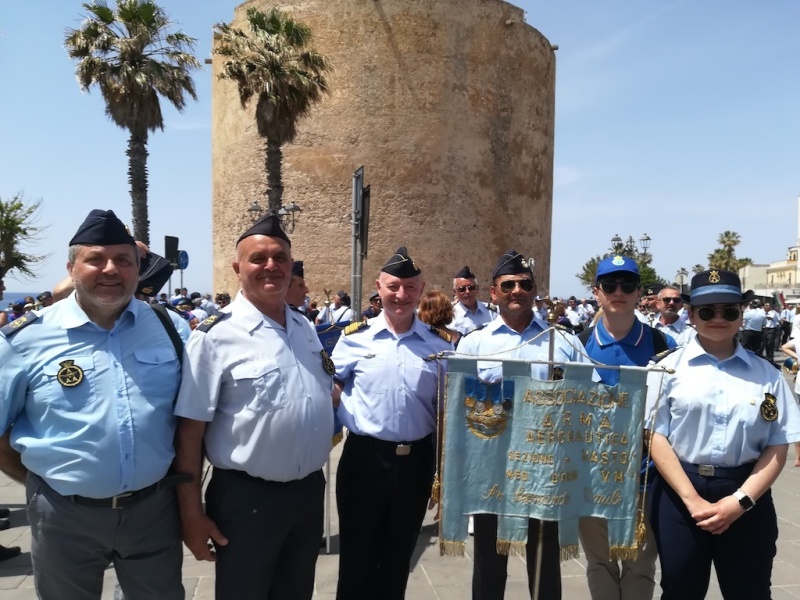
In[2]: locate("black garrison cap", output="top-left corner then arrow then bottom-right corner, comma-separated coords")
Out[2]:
382,247 -> 421,278
292,260 -> 304,278
137,252 -> 173,297
69,209 -> 135,247
643,283 -> 664,296
237,212 -> 291,247
492,250 -> 535,280
455,265 -> 476,279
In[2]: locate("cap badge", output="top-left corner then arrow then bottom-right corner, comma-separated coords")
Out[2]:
57,360 -> 84,388
760,392 -> 778,422
709,270 -> 721,283
612,256 -> 625,266
521,257 -> 535,270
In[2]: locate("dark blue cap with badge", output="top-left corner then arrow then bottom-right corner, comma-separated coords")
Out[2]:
492,250 -> 534,280
382,247 -> 421,278
595,255 -> 639,281
137,252 -> 173,297
688,269 -> 754,306
292,260 -> 304,278
455,265 -> 476,279
237,212 -> 291,247
643,283 -> 664,296
69,209 -> 135,246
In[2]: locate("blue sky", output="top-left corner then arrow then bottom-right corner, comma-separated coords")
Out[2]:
1,1 -> 799,299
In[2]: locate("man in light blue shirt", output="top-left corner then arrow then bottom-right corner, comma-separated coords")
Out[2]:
780,303 -> 794,345
742,300 -> 766,355
0,210 -> 185,600
450,265 -> 496,335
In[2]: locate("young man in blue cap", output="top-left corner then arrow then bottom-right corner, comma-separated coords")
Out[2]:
578,255 -> 676,600
0,209 -> 186,599
332,247 -> 453,600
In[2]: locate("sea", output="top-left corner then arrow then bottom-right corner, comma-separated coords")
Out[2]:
3,291 -> 37,309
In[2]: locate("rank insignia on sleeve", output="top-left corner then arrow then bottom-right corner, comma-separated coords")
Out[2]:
760,392 -> 778,422
57,360 -> 84,388
320,350 -> 335,375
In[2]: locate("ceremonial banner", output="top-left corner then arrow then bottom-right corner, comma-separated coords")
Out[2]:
316,322 -> 350,446
440,358 -> 648,560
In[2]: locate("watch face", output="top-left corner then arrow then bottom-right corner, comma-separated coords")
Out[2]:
739,495 -> 755,511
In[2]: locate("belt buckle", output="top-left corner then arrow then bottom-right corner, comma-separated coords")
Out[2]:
698,464 -> 715,477
111,492 -> 134,509
395,444 -> 411,456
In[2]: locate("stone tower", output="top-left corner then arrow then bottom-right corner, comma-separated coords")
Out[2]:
211,0 -> 556,304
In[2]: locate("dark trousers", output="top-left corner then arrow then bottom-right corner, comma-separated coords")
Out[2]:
741,330 -> 763,355
650,472 -> 777,600
336,433 -> 434,600
472,515 -> 561,600
207,468 -> 325,600
781,322 -> 792,345
762,327 -> 778,361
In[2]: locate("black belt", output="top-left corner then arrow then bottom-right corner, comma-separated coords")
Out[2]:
680,461 -> 755,479
347,432 -> 433,456
66,473 -> 192,509
214,467 -> 322,485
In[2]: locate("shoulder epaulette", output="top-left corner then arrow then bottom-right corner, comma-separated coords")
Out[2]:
0,313 -> 39,338
651,347 -> 679,363
288,304 -> 303,314
344,321 -> 369,335
553,323 -> 570,332
461,324 -> 486,338
196,313 -> 230,333
487,303 -> 498,313
430,325 -> 452,343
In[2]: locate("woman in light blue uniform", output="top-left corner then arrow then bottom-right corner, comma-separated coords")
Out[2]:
646,269 -> 800,600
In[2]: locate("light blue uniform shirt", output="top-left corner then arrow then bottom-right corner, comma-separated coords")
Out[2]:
450,301 -> 496,335
175,293 -> 334,482
646,336 -> 800,466
743,307 -> 766,331
0,293 -> 183,498
652,316 -> 695,346
332,312 -> 453,442
456,315 -> 590,383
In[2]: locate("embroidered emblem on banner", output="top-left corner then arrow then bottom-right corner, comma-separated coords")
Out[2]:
57,360 -> 84,387
760,392 -> 778,422
464,377 -> 513,439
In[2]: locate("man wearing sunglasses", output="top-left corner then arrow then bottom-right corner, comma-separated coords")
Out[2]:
451,265 -> 496,335
652,287 -> 694,345
458,250 -> 589,600
578,255 -> 676,600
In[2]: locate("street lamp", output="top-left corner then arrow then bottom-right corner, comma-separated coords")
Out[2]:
248,201 -> 264,222
611,234 -> 622,253
639,233 -> 651,253
676,267 -> 689,293
277,202 -> 302,233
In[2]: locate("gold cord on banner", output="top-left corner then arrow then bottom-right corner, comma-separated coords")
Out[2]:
637,369 -> 668,547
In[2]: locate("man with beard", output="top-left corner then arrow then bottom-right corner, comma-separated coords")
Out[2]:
652,286 -> 693,345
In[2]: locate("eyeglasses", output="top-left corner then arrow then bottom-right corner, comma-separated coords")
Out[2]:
696,306 -> 741,322
456,284 -> 478,293
661,297 -> 683,304
499,279 -> 535,293
597,279 -> 639,295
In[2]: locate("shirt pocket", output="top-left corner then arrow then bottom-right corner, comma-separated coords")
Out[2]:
355,357 -> 388,395
231,359 -> 288,414
132,348 -> 180,400
42,356 -> 98,411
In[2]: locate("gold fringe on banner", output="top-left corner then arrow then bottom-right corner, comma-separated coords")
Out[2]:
636,511 -> 647,546
609,546 -> 639,561
440,540 -> 465,557
331,430 -> 343,447
430,474 -> 440,504
495,539 -> 527,556
560,544 -> 580,561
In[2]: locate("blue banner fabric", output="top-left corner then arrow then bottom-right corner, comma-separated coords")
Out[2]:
316,321 -> 350,446
440,359 -> 648,560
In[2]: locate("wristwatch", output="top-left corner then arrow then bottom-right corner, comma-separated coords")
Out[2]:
733,489 -> 755,512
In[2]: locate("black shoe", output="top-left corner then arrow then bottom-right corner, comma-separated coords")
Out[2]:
0,519 -> 9,531
0,545 -> 21,561
0,508 -> 9,518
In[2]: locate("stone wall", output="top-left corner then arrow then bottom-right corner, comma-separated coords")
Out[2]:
212,0 -> 556,306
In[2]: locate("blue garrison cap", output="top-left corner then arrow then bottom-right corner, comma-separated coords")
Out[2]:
382,247 -> 421,278
237,212 -> 291,247
69,209 -> 135,247
492,250 -> 534,280
688,269 -> 754,306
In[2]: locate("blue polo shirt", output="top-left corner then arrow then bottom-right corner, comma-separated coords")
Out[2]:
583,317 -> 677,385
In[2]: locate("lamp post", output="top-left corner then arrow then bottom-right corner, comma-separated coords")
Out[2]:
676,267 -> 689,293
611,234 -> 623,254
277,202 -> 302,233
248,201 -> 264,222
639,233 -> 652,265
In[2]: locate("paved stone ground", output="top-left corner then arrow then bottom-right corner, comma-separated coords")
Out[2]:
1,363 -> 799,599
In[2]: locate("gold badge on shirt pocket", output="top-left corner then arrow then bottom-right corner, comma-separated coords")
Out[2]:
57,360 -> 84,388
760,392 -> 778,422
320,350 -> 335,375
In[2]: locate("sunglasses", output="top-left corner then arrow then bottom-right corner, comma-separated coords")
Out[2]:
456,284 -> 478,293
597,279 -> 639,295
696,306 -> 741,322
661,297 -> 683,304
499,279 -> 535,293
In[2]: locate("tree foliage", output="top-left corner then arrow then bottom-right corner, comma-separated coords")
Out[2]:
214,7 -> 330,212
65,0 -> 200,244
706,230 -> 752,271
0,194 -> 48,282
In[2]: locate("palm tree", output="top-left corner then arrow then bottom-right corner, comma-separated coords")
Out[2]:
692,264 -> 705,274
65,0 -> 200,245
718,230 -> 741,270
214,7 -> 331,213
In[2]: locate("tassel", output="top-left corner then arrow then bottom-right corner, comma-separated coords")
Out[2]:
332,431 -> 343,447
636,510 -> 647,546
430,474 -> 440,504
560,544 -> 580,561
609,546 -> 639,561
439,540 -> 466,557
496,539 -> 511,555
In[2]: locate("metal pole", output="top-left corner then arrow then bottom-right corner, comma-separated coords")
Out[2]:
351,168 -> 364,318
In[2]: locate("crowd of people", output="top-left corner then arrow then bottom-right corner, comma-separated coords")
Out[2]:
0,208 -> 799,600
